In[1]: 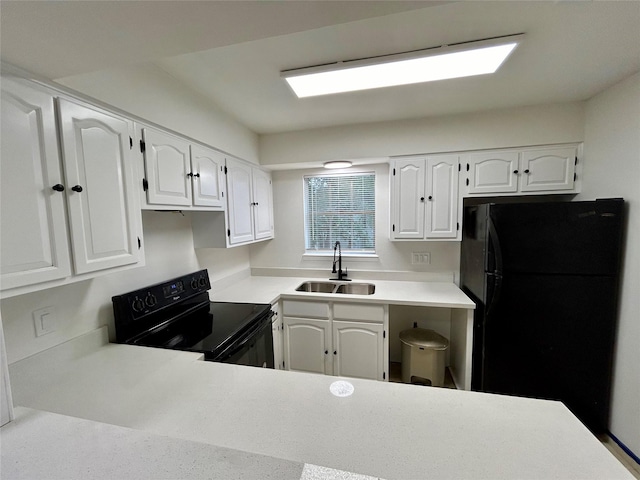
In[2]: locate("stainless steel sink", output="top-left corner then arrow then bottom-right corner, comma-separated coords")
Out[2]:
295,281 -> 338,293
335,283 -> 376,295
294,281 -> 376,295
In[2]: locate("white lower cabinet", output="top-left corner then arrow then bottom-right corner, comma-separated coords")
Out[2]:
282,300 -> 388,381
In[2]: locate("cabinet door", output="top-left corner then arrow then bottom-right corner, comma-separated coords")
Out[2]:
143,128 -> 192,206
58,99 -> 141,274
1,79 -> 71,289
190,144 -> 225,208
333,321 -> 384,381
520,147 -> 577,192
283,317 -> 330,375
467,151 -> 519,194
252,168 -> 274,241
392,158 -> 425,239
425,155 -> 459,239
226,159 -> 254,244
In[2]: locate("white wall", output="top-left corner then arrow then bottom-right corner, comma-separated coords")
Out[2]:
260,102 -> 585,167
579,72 -> 640,456
250,163 -> 460,280
56,63 -> 260,164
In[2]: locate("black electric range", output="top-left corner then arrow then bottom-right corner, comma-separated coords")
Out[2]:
112,269 -> 274,368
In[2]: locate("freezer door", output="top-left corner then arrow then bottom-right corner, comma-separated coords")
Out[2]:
489,199 -> 623,275
461,204 -> 489,301
481,272 -> 617,432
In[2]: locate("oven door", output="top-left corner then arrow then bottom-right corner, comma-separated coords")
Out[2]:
213,311 -> 274,368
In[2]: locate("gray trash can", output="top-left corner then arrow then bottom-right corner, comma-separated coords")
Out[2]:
399,328 -> 449,387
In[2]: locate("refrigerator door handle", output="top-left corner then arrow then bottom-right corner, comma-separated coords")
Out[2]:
488,216 -> 504,275
486,274 -> 503,318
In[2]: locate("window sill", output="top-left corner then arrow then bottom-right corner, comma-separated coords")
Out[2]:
302,252 -> 379,261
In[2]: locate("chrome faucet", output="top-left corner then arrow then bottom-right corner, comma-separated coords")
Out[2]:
330,241 -> 351,281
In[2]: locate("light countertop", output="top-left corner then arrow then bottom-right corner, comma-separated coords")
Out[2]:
211,275 -> 476,309
5,327 -> 633,480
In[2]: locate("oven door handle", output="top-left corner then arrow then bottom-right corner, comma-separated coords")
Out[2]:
215,312 -> 272,360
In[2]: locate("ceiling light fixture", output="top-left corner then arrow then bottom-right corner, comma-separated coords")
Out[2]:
282,34 -> 523,98
323,160 -> 352,169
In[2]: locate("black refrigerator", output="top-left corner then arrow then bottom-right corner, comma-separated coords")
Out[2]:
460,198 -> 624,433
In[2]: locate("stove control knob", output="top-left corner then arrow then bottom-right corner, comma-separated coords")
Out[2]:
198,276 -> 207,287
145,294 -> 157,308
190,278 -> 199,290
131,297 -> 145,313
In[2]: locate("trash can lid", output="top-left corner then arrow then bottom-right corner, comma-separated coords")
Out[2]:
399,328 -> 449,350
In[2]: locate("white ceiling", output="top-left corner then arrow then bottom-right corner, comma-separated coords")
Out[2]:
2,1 -> 639,135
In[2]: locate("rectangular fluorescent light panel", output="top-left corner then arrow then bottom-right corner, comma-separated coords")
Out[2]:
283,36 -> 521,98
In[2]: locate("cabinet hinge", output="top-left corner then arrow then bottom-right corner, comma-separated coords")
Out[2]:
224,166 -> 228,174
283,361 -> 285,369
142,178 -> 149,191
458,163 -> 461,172
393,168 -> 396,176
383,372 -> 386,380
227,229 -> 231,237
466,163 -> 470,171
466,178 -> 469,186
137,237 -> 141,249
392,224 -> 395,232
457,222 -> 460,231
139,140 -> 146,153
383,330 -> 386,339
574,172 -> 577,181
129,136 -> 133,149
575,156 -> 578,166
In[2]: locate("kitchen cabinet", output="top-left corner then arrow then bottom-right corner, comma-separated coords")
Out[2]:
1,76 -> 143,294
390,154 -> 460,241
138,126 -> 226,210
464,145 -> 579,196
192,157 -> 274,248
282,300 -> 387,381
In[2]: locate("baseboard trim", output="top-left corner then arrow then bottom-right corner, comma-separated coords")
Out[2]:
608,432 -> 640,466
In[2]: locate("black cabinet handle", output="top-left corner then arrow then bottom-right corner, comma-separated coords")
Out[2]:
428,195 -> 433,200
524,169 -> 530,174
333,350 -> 337,355
186,172 -> 193,177
193,173 -> 200,178
420,197 -> 425,202
325,350 -> 328,355
52,184 -> 65,192
513,170 -> 519,174
71,185 -> 83,193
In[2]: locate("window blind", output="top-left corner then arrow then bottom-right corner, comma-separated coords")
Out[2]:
304,173 -> 375,252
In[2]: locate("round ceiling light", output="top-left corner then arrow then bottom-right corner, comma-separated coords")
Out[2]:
323,160 -> 352,169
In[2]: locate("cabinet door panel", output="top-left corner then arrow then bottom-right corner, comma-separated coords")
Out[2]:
252,168 -> 274,240
190,144 -> 225,208
333,321 -> 383,380
143,128 -> 192,206
468,152 -> 519,194
58,99 -> 140,274
283,317 -> 330,374
426,155 -> 459,238
520,147 -> 576,192
1,79 -> 71,288
392,158 -> 425,239
226,159 -> 254,244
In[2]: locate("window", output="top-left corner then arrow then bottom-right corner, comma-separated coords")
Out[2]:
304,172 -> 375,253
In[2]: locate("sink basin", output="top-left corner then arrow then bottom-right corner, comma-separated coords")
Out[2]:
295,281 -> 338,293
335,283 -> 376,295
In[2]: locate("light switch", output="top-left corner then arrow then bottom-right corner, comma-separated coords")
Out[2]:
33,307 -> 56,337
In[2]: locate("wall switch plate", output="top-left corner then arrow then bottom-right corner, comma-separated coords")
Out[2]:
33,307 -> 56,337
411,252 -> 431,265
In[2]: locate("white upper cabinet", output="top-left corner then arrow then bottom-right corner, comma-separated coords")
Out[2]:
57,98 -> 142,274
226,158 -> 255,244
138,126 -> 226,211
463,145 -> 579,196
466,151 -> 519,194
391,155 -> 460,241
190,144 -> 225,208
251,167 -> 275,241
1,77 -> 72,289
1,75 -> 144,296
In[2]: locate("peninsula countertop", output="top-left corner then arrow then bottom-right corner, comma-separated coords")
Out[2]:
5,327 -> 632,480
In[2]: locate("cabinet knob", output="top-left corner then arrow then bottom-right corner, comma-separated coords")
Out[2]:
186,172 -> 193,177
420,197 -> 425,202
524,169 -> 530,174
52,184 -> 65,192
71,185 -> 83,193
333,350 -> 337,355
513,170 -> 519,174
325,350 -> 328,355
428,195 -> 433,201
193,173 -> 200,178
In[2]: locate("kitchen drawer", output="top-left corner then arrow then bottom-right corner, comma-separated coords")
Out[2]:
282,300 -> 330,319
333,303 -> 385,323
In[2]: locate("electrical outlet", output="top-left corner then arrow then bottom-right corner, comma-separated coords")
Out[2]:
33,307 -> 56,337
411,252 -> 431,265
